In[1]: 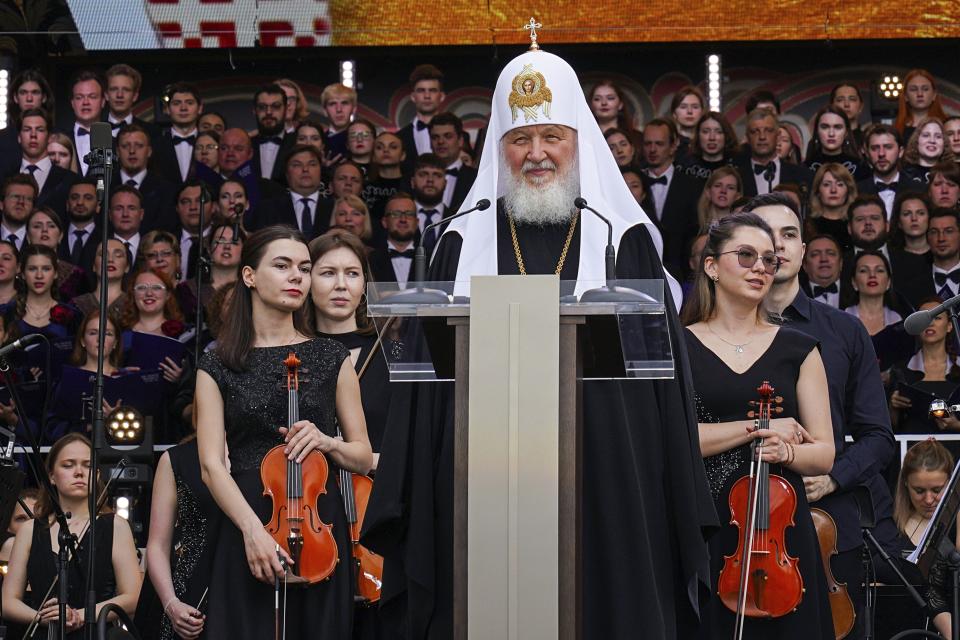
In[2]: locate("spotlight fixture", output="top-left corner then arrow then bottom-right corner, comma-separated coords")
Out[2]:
706,54 -> 722,112
879,75 -> 903,100
0,69 -> 8,131
107,407 -> 144,446
340,60 -> 356,89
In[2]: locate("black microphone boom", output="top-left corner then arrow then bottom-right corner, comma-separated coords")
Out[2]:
574,197 -> 616,282
904,291 -> 960,335
0,333 -> 43,359
412,198 -> 491,284
573,197 -> 652,303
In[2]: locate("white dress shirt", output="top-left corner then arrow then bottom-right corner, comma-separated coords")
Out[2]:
0,224 -> 26,250
751,157 -> 781,195
388,239 -> 414,287
108,113 -> 134,138
74,122 -> 92,175
809,280 -> 841,308
873,171 -> 900,220
258,138 -> 282,180
441,158 -> 463,210
120,168 -> 148,190
412,117 -> 431,156
289,190 -> 320,231
644,164 -> 674,221
115,232 -> 140,260
67,222 -> 95,256
172,128 -> 197,182
933,261 -> 960,298
20,156 -> 52,193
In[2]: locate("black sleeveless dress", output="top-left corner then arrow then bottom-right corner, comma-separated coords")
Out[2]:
25,514 -> 116,640
135,439 -> 222,639
683,327 -> 834,639
198,339 -> 353,639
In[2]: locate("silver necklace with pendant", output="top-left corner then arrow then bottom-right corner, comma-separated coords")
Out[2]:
707,323 -> 754,354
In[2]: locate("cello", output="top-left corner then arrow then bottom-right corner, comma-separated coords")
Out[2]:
260,351 -> 339,584
717,381 -> 804,637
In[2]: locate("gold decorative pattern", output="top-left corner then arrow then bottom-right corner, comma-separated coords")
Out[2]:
508,64 -> 553,124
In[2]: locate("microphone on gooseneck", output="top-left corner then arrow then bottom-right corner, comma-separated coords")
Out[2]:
231,203 -> 245,244
0,333 -> 44,360
412,198 -> 491,284
573,197 -> 616,282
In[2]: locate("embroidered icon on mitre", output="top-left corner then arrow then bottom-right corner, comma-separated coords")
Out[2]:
508,64 -> 553,124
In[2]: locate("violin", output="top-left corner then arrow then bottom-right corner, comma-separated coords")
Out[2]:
260,351 -> 339,584
718,381 -> 804,636
338,468 -> 383,603
810,507 -> 855,639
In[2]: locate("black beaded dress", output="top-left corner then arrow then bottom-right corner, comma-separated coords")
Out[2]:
198,339 -> 353,639
25,514 -> 116,640
683,326 -> 834,639
135,439 -> 222,640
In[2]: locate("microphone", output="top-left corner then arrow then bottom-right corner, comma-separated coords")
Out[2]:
572,197 -> 652,303
574,197 -> 616,281
0,333 -> 44,360
412,198 -> 491,284
84,123 -> 114,195
905,291 -> 960,335
230,203 -> 244,244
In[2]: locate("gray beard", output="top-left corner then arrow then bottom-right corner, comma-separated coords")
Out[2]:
500,149 -> 579,227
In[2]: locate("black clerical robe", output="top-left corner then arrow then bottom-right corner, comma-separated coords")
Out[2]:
362,205 -> 717,639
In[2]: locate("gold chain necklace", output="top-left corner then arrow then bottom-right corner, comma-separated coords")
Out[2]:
507,212 -> 578,276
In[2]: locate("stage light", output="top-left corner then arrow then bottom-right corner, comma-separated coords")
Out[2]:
0,69 -> 8,131
340,60 -> 356,89
115,495 -> 130,520
706,54 -> 722,112
107,407 -> 144,445
879,75 -> 903,100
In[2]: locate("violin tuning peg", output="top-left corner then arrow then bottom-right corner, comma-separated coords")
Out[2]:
775,396 -> 784,403
747,411 -> 756,418
775,407 -> 784,414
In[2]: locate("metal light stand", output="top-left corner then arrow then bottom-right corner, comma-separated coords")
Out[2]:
82,137 -> 113,640
193,187 -> 210,367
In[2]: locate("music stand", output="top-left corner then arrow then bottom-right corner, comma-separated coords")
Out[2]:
906,459 -> 960,640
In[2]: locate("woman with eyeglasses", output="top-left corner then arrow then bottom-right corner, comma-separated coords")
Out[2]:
69,239 -> 130,317
681,213 -> 835,638
346,119 -> 376,176
137,231 -> 182,282
192,130 -> 220,176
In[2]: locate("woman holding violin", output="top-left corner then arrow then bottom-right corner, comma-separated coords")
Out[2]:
197,225 -> 372,639
681,212 -> 836,638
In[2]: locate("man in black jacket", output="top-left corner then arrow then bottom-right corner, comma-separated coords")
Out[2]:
250,84 -> 296,183
246,145 -> 330,240
855,124 -> 924,219
115,123 -> 177,234
640,117 -> 702,277
429,112 -> 477,215
397,64 -> 445,174
733,108 -> 812,197
5,108 -> 77,214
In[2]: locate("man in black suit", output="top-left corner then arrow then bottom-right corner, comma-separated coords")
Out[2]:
105,64 -> 154,138
733,108 -> 812,197
320,83 -> 357,161
109,185 -> 145,261
368,191 -> 417,285
428,112 -> 477,215
251,84 -> 296,183
0,71 -> 53,178
116,123 -> 178,234
397,64 -> 445,174
151,82 -> 203,183
59,178 -> 100,272
66,70 -> 107,176
855,124 -> 924,219
0,174 -> 38,250
801,234 -> 843,308
640,118 -> 702,278
247,145 -> 330,241
409,154 -> 447,258
174,181 -> 215,281
8,108 -> 77,214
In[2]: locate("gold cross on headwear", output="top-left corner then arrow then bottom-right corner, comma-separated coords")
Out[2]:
524,17 -> 542,51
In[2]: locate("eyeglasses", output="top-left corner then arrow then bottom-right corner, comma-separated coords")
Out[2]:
385,211 -> 417,219
6,194 -> 33,203
133,283 -> 166,294
348,132 -> 372,141
715,247 -> 781,275
212,239 -> 235,246
145,250 -> 174,260
196,144 -> 219,152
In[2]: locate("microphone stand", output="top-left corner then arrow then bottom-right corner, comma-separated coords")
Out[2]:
573,198 -> 652,303
390,199 -> 491,304
193,188 -> 210,367
82,123 -> 113,640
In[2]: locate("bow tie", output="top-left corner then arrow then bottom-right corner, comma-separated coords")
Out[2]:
647,175 -> 668,186
110,121 -> 124,130
173,135 -> 196,146
260,136 -> 282,145
446,167 -> 460,177
389,248 -> 415,259
875,182 -> 896,193
935,270 -> 960,287
415,120 -> 429,131
754,161 -> 775,175
76,127 -> 89,137
812,282 -> 838,297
